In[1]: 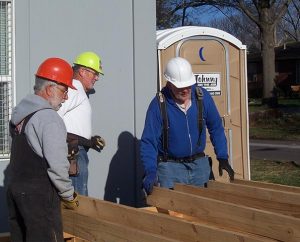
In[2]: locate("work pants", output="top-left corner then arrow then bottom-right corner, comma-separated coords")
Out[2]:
70,146 -> 89,195
157,156 -> 210,188
6,182 -> 63,242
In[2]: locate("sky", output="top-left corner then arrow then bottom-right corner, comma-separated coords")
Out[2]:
175,5 -> 227,26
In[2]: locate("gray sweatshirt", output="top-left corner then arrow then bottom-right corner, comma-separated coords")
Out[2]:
10,94 -> 74,200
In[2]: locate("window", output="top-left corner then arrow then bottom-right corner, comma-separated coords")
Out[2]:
0,0 -> 13,159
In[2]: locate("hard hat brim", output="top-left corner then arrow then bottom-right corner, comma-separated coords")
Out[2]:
168,75 -> 196,88
67,83 -> 77,90
36,75 -> 77,90
73,63 -> 104,76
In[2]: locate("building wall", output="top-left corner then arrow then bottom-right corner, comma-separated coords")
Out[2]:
0,0 -> 156,232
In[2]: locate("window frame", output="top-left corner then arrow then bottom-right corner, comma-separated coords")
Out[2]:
0,0 -> 15,160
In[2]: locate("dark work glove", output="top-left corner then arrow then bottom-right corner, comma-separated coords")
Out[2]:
90,135 -> 106,152
218,159 -> 234,181
143,172 -> 157,195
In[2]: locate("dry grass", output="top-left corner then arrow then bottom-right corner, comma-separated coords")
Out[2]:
250,159 -> 300,187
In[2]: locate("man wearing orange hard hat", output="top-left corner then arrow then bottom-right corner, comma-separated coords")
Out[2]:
6,58 -> 78,242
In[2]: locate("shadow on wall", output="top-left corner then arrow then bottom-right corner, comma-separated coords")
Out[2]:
104,131 -> 146,208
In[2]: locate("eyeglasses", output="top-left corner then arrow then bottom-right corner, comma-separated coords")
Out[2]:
83,68 -> 99,78
52,85 -> 68,97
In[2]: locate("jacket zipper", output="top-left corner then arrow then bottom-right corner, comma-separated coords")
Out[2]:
185,113 -> 193,156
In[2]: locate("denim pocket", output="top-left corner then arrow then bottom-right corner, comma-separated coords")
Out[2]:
189,156 -> 210,186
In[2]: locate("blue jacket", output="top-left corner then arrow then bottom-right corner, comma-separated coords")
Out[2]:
140,84 -> 228,174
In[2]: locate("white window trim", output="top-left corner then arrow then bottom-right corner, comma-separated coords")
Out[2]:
0,0 -> 15,160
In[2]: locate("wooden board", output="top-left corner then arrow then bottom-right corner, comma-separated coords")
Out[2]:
64,232 -> 87,242
63,210 -> 179,242
61,180 -> 300,242
0,233 -> 10,242
62,195 -> 275,242
206,180 -> 300,206
232,179 -> 300,193
147,187 -> 300,242
174,183 -> 300,218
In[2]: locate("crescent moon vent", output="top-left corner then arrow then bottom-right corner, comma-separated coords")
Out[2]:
199,47 -> 206,62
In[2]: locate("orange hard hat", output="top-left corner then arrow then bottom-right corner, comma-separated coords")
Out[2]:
36,58 -> 76,89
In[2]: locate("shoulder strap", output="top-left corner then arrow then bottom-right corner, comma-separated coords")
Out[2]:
10,112 -> 37,137
157,87 -> 204,159
195,86 -> 203,146
156,91 -> 168,160
20,112 -> 38,133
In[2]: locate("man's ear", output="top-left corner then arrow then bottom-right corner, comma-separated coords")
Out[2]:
78,68 -> 85,77
45,84 -> 54,97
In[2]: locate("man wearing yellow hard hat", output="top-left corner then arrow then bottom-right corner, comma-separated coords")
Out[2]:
58,51 -> 105,196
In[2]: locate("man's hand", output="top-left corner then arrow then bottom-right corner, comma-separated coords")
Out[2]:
143,172 -> 157,195
218,159 -> 234,181
90,135 -> 105,152
61,192 -> 79,210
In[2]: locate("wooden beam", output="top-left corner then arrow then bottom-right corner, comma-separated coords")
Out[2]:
63,232 -> 87,242
174,183 -> 300,218
0,233 -> 10,242
232,179 -> 300,193
207,181 -> 300,206
147,187 -> 300,242
62,195 -> 276,242
63,210 -> 178,242
0,238 -> 9,242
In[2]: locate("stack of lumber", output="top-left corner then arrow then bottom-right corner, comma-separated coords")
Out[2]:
62,179 -> 300,242
291,85 -> 300,93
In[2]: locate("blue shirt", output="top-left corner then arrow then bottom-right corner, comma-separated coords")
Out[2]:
140,84 -> 228,175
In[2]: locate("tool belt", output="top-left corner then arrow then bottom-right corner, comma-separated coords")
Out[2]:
68,157 -> 79,177
158,152 -> 205,163
67,133 -> 88,176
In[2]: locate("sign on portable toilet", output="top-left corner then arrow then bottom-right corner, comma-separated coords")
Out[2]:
157,26 -> 250,181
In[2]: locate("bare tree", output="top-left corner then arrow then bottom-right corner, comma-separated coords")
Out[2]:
233,1 -> 292,105
209,11 -> 260,52
157,0 -> 293,105
156,0 -> 181,29
278,0 -> 300,42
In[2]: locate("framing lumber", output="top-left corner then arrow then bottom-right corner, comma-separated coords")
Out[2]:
147,187 -> 300,242
63,210 -> 179,242
174,183 -> 300,218
232,179 -> 300,193
0,233 -> 10,242
64,232 -> 87,242
206,181 -> 300,206
63,195 -> 276,242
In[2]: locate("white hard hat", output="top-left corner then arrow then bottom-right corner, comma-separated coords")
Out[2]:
164,57 -> 195,88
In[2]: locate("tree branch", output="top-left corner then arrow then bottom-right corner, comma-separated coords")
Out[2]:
273,0 -> 293,26
237,0 -> 260,26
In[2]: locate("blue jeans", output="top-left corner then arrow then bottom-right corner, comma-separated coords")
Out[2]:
70,146 -> 89,196
157,156 -> 210,188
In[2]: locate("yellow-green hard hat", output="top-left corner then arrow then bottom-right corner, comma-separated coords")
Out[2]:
74,51 -> 103,75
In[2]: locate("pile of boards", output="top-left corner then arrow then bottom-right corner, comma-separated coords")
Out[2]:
62,179 -> 300,242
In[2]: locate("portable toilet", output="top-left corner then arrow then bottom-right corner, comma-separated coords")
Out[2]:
156,26 -> 249,181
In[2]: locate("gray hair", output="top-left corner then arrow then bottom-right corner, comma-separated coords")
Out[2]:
72,64 -> 81,74
34,77 -> 56,94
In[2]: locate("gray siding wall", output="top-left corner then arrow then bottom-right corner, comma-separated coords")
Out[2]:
0,0 -> 156,232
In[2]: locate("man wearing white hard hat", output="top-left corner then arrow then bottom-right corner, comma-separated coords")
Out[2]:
140,57 -> 234,195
